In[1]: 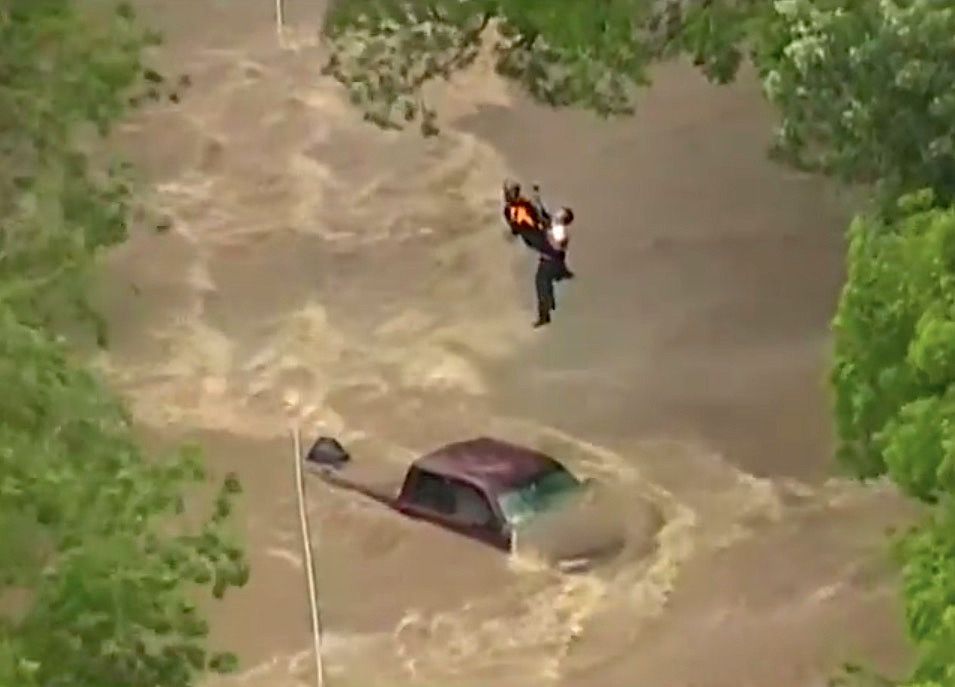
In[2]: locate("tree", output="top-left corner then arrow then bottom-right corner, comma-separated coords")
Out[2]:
894,498 -> 955,687
321,0 -> 681,134
678,4 -> 955,683
0,1 -> 246,685
829,191 -> 955,686
684,4 -> 955,684
675,0 -> 955,201
831,192 -> 955,490
325,0 -> 955,204
0,307 -> 247,687
0,0 -> 182,342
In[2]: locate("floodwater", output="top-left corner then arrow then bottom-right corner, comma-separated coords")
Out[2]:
94,2 -> 916,686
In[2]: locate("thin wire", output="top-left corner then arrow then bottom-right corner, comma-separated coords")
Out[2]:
292,425 -> 326,687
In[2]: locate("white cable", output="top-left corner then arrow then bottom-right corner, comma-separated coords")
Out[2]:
292,425 -> 326,687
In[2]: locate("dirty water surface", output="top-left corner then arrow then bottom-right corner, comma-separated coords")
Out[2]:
95,3 -> 916,686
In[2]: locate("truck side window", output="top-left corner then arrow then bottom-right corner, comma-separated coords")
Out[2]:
449,480 -> 495,528
407,469 -> 454,514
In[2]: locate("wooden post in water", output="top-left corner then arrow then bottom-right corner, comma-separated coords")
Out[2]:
292,425 -> 325,687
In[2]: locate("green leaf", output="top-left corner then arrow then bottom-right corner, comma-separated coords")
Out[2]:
115,2 -> 135,21
143,68 -> 165,84
208,651 -> 239,674
222,472 -> 241,495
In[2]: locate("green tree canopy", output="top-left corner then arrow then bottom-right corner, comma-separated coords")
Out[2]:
680,0 -> 955,200
325,0 -> 955,204
0,2 -> 246,685
832,192 -> 955,495
321,0 -> 681,134
0,308 -> 247,687
1,0 -> 181,340
829,192 -> 955,685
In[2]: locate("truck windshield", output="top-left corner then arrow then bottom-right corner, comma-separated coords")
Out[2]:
497,467 -> 581,526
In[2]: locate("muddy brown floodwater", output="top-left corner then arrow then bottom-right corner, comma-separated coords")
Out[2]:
93,2 -> 917,686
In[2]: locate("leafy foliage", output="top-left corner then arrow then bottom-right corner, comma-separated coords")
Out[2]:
325,0 -> 955,207
321,0 -> 672,134
831,194 -> 955,496
894,499 -> 955,687
0,1 -> 246,685
0,0 -> 182,341
676,0 -> 955,201
832,195 -> 955,683
758,3 -> 955,684
0,308 -> 247,687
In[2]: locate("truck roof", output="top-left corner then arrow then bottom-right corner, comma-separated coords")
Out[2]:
412,437 -> 564,493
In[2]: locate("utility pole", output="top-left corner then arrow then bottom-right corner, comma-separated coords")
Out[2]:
275,0 -> 285,40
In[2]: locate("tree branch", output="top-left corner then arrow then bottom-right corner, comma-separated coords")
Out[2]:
410,11 -> 492,90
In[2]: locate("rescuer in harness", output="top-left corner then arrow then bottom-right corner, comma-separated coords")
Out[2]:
502,179 -> 575,327
503,180 -> 547,246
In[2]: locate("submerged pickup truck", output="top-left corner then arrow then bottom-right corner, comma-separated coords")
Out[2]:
304,435 -> 625,563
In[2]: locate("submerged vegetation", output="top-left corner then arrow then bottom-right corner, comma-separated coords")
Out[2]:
327,0 -> 955,684
0,1 -> 246,685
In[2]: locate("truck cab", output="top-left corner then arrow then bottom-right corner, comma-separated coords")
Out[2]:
396,465 -> 512,549
307,436 -> 597,556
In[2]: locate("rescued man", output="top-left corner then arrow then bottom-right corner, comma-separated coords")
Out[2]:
533,206 -> 575,328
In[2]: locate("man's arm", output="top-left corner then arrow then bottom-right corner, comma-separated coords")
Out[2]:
531,184 -> 551,225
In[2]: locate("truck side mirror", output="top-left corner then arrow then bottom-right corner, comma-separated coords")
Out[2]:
306,436 -> 350,469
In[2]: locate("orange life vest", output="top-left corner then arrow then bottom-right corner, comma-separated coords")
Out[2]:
505,199 -> 543,231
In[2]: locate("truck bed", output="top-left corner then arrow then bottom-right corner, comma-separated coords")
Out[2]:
304,458 -> 402,508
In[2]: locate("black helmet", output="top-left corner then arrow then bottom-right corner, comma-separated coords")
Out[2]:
503,178 -> 521,202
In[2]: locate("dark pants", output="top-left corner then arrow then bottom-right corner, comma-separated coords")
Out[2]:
535,258 -> 562,322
